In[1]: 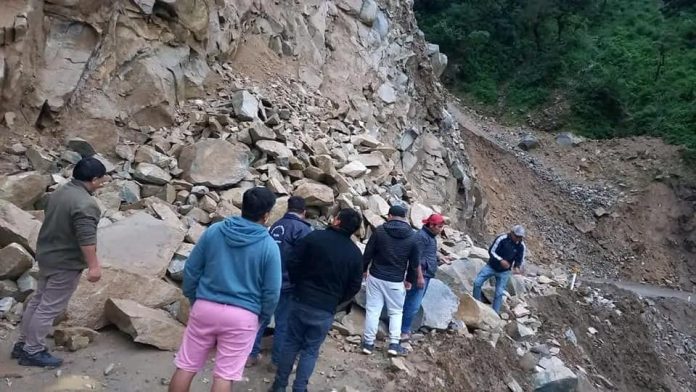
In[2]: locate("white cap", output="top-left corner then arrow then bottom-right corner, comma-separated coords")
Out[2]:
512,225 -> 526,237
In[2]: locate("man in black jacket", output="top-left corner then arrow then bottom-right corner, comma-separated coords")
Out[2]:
270,208 -> 363,392
247,196 -> 312,368
361,205 -> 420,357
473,225 -> 526,313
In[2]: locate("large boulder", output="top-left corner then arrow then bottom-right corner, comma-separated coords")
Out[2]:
419,279 -> 459,330
0,172 -> 51,209
534,356 -> 578,391
268,196 -> 290,225
431,52 -> 448,78
409,203 -> 433,228
256,140 -> 294,159
367,194 -> 390,216
97,212 -> 185,278
178,139 -> 251,188
0,200 -> 41,254
294,181 -> 335,207
105,298 -> 184,351
65,266 -> 182,329
0,243 -> 34,280
133,163 -> 172,185
436,258 -> 487,296
456,293 -> 503,331
231,90 -> 259,121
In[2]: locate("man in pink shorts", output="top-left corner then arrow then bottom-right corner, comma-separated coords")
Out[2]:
168,187 -> 282,392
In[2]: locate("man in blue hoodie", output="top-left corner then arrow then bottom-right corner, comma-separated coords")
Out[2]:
247,196 -> 312,368
168,187 -> 282,392
361,205 -> 420,357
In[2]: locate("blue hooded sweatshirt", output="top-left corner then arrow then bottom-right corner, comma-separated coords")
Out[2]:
182,216 -> 282,323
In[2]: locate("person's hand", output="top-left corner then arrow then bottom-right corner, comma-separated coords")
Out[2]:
417,276 -> 426,289
404,281 -> 412,290
500,259 -> 511,269
512,267 -> 522,275
87,266 -> 102,282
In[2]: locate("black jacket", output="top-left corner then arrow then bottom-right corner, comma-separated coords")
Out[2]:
287,227 -> 363,313
269,213 -> 313,292
363,220 -> 420,283
488,234 -> 526,272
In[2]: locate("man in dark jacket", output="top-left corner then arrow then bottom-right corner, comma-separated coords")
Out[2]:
361,205 -> 420,357
473,225 -> 526,313
401,213 -> 446,341
247,196 -> 312,368
270,208 -> 363,392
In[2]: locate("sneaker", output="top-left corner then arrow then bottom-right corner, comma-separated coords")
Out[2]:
18,350 -> 63,368
387,343 -> 408,357
361,342 -> 374,355
11,342 -> 24,359
400,333 -> 411,343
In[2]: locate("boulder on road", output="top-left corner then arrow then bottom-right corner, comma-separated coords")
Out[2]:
518,134 -> 540,151
456,293 -> 503,331
293,181 -> 334,207
97,212 -> 185,278
65,266 -> 182,330
0,172 -> 51,209
420,279 -> 459,330
555,132 -> 584,147
105,298 -> 184,351
179,139 -> 251,188
0,200 -> 41,254
0,243 -> 34,280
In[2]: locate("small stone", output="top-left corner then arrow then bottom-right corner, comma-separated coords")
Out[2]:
133,163 -> 171,185
104,363 -> 115,376
231,90 -> 259,121
587,327 -> 598,335
66,335 -> 91,351
67,137 -> 96,158
537,276 -> 553,284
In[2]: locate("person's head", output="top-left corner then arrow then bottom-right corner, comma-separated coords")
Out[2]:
287,196 -> 306,217
422,214 -> 446,235
510,224 -> 526,243
387,205 -> 408,222
242,187 -> 277,225
331,208 -> 362,235
73,156 -> 107,192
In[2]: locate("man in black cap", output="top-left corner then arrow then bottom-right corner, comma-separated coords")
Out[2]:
247,196 -> 312,368
361,205 -> 420,357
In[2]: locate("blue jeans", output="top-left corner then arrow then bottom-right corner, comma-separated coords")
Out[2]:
401,278 -> 430,335
272,299 -> 334,392
250,291 -> 290,364
472,265 -> 511,313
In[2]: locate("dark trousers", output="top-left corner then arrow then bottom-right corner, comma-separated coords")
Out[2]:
250,291 -> 291,364
272,299 -> 334,392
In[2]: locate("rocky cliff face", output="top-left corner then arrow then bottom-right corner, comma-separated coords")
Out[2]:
0,0 -> 483,224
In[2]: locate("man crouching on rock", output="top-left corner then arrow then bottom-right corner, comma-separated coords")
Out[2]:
473,225 -> 526,314
169,187 -> 282,392
12,157 -> 107,368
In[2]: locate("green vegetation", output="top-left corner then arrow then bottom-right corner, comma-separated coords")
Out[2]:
415,0 -> 696,158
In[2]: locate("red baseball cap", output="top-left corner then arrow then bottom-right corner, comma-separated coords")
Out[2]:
423,214 -> 445,225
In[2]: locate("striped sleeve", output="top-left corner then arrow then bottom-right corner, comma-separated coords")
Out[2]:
488,234 -> 506,261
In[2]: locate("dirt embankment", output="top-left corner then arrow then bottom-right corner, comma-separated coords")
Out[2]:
449,102 -> 696,291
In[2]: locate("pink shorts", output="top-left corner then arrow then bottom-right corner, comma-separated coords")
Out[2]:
174,299 -> 259,381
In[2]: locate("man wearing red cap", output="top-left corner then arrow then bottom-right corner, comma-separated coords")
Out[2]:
400,214 -> 446,341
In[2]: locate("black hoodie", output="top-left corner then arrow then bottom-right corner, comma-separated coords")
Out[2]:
363,219 -> 420,283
